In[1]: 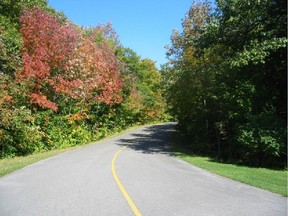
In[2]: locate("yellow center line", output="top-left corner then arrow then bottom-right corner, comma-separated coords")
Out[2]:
111,146 -> 142,216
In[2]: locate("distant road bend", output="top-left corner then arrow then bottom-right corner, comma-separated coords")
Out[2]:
0,123 -> 286,216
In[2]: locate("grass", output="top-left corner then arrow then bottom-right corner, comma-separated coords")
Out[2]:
174,149 -> 287,197
0,122 -> 159,178
0,149 -> 68,178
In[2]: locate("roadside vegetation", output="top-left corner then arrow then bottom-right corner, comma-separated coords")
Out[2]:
166,0 -> 287,196
0,149 -> 66,177
162,0 -> 287,168
0,0 -> 169,159
0,123 -> 154,177
176,151 -> 287,197
174,145 -> 287,197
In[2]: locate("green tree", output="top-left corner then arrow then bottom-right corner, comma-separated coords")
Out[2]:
164,0 -> 287,167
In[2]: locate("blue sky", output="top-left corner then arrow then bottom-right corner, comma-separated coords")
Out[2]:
48,0 -> 195,68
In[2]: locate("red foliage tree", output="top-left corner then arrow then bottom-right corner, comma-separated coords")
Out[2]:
65,27 -> 123,105
18,7 -> 78,111
18,7 -> 122,111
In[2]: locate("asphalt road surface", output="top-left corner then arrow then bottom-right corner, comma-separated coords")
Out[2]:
0,123 -> 286,216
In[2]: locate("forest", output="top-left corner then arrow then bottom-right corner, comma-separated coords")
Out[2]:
162,0 -> 287,168
0,0 -> 168,158
0,0 -> 287,168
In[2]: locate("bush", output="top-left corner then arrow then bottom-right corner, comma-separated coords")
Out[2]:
0,106 -> 44,157
236,108 -> 287,167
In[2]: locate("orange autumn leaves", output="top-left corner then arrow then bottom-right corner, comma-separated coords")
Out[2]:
17,7 -> 122,111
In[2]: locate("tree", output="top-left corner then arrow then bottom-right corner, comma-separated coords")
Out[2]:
18,8 -> 123,111
17,7 -> 78,111
0,1 -> 167,158
116,46 -> 167,123
164,0 -> 287,167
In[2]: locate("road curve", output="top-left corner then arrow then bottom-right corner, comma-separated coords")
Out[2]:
0,123 -> 286,216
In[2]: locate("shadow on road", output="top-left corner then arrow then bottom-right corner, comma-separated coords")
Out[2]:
116,123 -> 177,155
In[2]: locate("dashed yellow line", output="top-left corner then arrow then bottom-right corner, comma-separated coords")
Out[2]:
112,146 -> 142,216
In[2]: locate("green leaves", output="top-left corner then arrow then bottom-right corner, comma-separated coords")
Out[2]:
236,107 -> 286,166
231,38 -> 288,67
0,1 -> 167,158
164,0 -> 287,167
116,46 -> 167,123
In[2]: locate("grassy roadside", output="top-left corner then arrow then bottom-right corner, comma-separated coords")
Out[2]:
0,123 -> 157,178
0,149 -> 68,178
173,142 -> 287,197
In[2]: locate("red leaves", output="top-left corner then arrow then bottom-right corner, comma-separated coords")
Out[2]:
65,28 -> 123,105
18,7 -> 78,110
30,93 -> 58,111
19,51 -> 50,84
17,7 -> 123,111
20,8 -> 77,68
53,76 -> 82,96
95,67 -> 123,105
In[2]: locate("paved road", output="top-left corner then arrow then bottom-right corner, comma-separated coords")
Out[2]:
0,123 -> 286,216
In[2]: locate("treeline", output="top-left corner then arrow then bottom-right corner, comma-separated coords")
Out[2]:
0,0 -> 168,158
162,0 -> 287,168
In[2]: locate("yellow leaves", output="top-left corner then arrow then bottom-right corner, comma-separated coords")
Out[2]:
183,46 -> 197,63
125,89 -> 143,111
67,111 -> 88,124
146,108 -> 157,118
